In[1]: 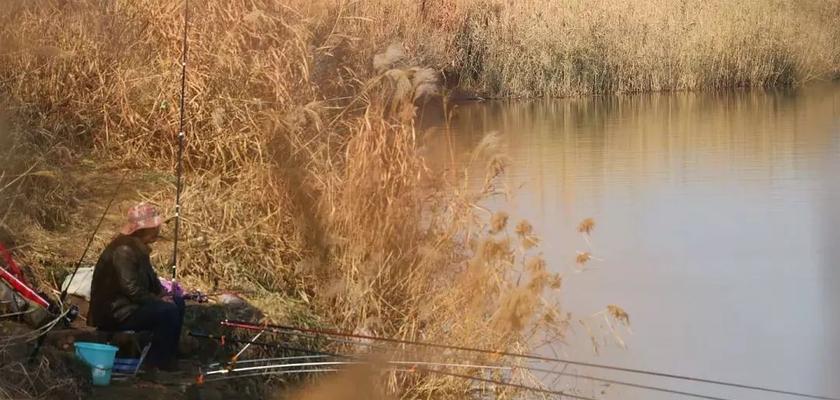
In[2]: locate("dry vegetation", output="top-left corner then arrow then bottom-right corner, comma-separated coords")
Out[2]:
0,348 -> 89,399
0,0 -> 835,398
374,0 -> 840,96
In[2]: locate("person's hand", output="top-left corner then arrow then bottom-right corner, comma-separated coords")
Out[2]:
171,281 -> 184,298
158,278 -> 184,298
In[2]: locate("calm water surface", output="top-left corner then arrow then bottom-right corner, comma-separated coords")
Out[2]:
426,83 -> 840,399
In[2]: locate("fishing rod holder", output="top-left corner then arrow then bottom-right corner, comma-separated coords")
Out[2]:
63,304 -> 79,326
183,291 -> 208,303
47,301 -> 79,327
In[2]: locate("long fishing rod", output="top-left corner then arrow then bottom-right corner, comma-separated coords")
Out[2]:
195,329 -> 576,400
209,360 -> 598,400
59,173 -> 127,303
201,368 -> 342,384
224,358 -> 513,373
236,324 -> 385,349
196,330 -> 735,400
223,320 -> 840,400
207,355 -> 331,369
170,0 -> 189,281
193,332 -> 510,373
28,172 -> 127,362
215,322 -> 390,350
190,331 -> 347,359
232,359 -> 732,400
272,328 -> 388,350
197,352 -> 599,400
205,360 -> 357,376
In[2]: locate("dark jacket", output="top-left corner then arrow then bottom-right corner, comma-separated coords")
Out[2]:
87,235 -> 163,329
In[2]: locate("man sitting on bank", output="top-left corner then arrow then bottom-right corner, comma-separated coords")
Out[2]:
88,202 -> 184,371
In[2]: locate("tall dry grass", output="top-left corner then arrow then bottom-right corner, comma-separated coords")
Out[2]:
0,0 -> 817,397
0,0 -> 584,397
359,0 -> 840,96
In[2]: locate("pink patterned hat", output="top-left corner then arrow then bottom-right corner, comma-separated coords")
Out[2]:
120,202 -> 163,235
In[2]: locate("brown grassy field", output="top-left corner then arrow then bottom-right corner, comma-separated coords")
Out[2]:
0,0 -> 834,397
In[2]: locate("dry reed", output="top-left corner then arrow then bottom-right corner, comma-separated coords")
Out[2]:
358,0 -> 840,96
0,342 -> 87,400
0,1 -> 575,397
3,0 -> 817,397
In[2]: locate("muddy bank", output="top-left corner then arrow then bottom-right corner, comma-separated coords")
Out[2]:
2,297 -> 291,400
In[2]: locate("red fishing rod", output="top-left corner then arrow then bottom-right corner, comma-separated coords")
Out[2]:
0,242 -> 28,284
0,261 -> 49,309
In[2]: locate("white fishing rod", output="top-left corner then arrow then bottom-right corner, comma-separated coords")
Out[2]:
198,358 -> 598,400
205,358 -> 513,376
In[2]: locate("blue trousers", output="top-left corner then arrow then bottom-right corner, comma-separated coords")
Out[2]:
117,297 -> 185,368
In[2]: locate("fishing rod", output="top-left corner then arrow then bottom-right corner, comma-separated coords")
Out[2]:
201,368 -> 341,385
194,346 -> 598,400
221,358 -> 513,373
190,334 -> 390,379
223,320 -> 840,400
59,173 -> 127,304
0,242 -> 29,285
28,172 -> 127,362
229,324 -> 268,367
0,308 -> 36,319
193,332 -> 511,373
201,368 -> 341,384
170,0 -> 189,281
225,359 -> 732,400
197,330 -> 736,400
0,242 -> 50,310
218,323 -> 390,350
193,330 -> 441,363
205,359 -> 598,400
205,360 -> 358,376
191,330 -> 337,356
204,361 -> 512,378
207,355 -> 331,369
1,309 -> 70,344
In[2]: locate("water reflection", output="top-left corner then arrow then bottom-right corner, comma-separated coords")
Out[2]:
821,125 -> 840,392
425,83 -> 840,399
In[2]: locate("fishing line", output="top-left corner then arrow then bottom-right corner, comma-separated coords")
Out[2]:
200,358 -> 597,400
409,364 -> 599,400
0,308 -> 35,319
2,308 -> 71,347
197,332 -> 580,398
206,361 -> 358,376
190,329 -> 383,357
207,355 -> 330,369
223,320 -> 840,400
209,357 -> 513,374
196,330 -> 736,400
238,325 -> 389,350
202,368 -> 341,383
